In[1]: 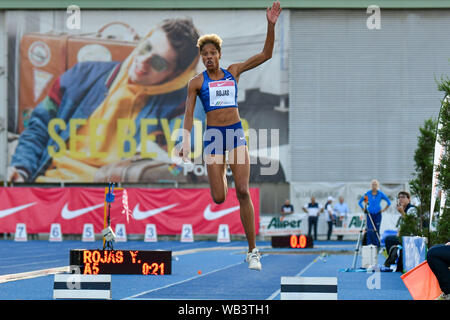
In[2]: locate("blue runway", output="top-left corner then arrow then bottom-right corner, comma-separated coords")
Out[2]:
0,240 -> 413,300
127,253 -> 316,300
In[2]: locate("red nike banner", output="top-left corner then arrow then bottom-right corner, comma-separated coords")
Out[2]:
0,187 -> 259,235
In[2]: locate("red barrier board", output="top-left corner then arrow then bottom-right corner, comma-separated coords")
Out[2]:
0,187 -> 259,235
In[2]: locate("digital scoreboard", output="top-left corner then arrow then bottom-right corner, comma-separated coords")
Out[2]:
271,235 -> 314,249
70,249 -> 172,275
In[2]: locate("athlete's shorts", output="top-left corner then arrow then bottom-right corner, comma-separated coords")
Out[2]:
203,121 -> 247,155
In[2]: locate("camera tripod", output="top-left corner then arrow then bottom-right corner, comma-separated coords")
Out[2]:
351,197 -> 382,269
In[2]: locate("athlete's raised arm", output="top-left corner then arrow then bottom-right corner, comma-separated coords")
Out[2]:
228,1 -> 282,79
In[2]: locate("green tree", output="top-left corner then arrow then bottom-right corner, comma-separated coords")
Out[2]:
435,76 -> 450,244
407,118 -> 437,237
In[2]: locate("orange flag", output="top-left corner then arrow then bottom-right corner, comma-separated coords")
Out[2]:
400,260 -> 443,300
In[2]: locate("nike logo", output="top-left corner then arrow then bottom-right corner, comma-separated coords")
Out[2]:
61,203 -> 104,220
0,203 -> 36,219
203,204 -> 240,221
132,203 -> 178,220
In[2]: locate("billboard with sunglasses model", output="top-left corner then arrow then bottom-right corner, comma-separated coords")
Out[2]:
5,9 -> 289,184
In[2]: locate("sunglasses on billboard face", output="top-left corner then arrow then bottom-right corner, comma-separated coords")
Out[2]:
138,43 -> 170,72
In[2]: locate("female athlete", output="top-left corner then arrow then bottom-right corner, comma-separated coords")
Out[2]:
179,1 -> 282,271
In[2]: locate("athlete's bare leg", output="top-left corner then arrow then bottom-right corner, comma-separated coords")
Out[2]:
228,145 -> 256,252
206,154 -> 228,204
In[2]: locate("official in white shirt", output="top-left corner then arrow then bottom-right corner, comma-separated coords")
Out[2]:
334,196 -> 350,240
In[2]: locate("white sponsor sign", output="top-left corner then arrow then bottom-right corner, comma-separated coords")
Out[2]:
259,212 -> 400,237
259,213 -> 306,236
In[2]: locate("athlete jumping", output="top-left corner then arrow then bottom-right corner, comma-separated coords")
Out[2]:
178,1 -> 282,271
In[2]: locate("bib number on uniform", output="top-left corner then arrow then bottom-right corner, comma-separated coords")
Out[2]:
209,80 -> 236,107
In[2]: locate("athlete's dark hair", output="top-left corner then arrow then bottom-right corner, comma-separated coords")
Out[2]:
161,18 -> 200,71
197,34 -> 222,53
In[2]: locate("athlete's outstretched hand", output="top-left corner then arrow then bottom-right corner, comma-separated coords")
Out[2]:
176,140 -> 190,163
267,1 -> 282,25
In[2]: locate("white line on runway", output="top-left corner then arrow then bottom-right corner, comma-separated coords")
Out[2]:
0,266 -> 69,284
123,261 -> 245,300
0,259 -> 67,270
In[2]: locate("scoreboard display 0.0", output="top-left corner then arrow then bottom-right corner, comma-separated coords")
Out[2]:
70,249 -> 171,275
271,235 -> 314,248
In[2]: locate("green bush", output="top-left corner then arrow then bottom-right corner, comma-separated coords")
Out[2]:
434,76 -> 450,245
408,118 -> 436,238
406,76 -> 450,246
